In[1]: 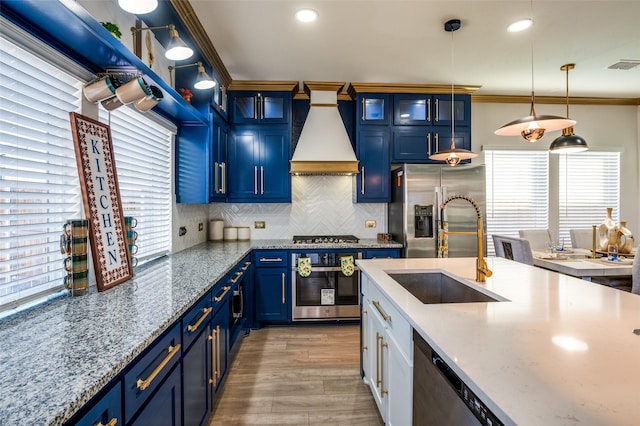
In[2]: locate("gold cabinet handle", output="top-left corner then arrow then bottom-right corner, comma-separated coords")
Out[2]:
96,419 -> 117,426
361,97 -> 365,121
260,95 -> 264,120
427,98 -> 431,122
376,332 -> 382,388
230,271 -> 243,283
435,133 -> 439,153
361,309 -> 367,352
187,307 -> 212,332
372,300 -> 391,322
281,272 -> 286,304
253,95 -> 258,120
214,161 -> 219,194
361,166 -> 365,195
254,166 -> 258,195
208,328 -> 218,386
136,343 -> 181,391
216,325 -> 221,380
260,166 -> 264,195
220,162 -> 226,194
259,257 -> 283,262
214,285 -> 231,302
381,339 -> 388,396
242,261 -> 252,270
434,98 -> 439,122
427,133 -> 432,155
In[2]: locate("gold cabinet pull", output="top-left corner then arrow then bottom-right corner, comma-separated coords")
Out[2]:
230,271 -> 243,283
434,98 -> 439,122
259,257 -> 283,262
427,133 -> 432,155
361,98 -> 365,121
208,328 -> 218,386
216,325 -> 221,380
372,300 -> 391,322
242,261 -> 252,270
96,419 -> 117,426
214,285 -> 231,302
381,339 -> 388,396
281,273 -> 286,304
435,133 -> 439,153
361,309 -> 367,353
376,332 -> 382,388
361,166 -> 365,195
427,98 -> 431,122
187,307 -> 212,332
136,343 -> 181,391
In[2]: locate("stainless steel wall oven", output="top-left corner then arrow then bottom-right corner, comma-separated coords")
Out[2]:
291,251 -> 362,321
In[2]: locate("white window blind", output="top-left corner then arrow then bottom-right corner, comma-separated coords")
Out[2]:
99,107 -> 172,261
0,34 -> 83,310
485,150 -> 549,255
558,151 -> 620,247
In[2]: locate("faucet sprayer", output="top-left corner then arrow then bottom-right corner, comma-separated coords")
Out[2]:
440,195 -> 493,282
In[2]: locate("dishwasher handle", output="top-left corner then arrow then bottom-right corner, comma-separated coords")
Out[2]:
432,352 -> 463,394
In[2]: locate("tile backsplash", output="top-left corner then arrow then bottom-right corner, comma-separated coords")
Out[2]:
208,176 -> 386,240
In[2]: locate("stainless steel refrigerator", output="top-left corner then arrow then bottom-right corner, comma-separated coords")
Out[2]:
388,164 -> 487,258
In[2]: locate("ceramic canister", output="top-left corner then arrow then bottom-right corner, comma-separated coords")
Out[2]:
209,219 -> 224,241
237,226 -> 250,241
223,226 -> 238,241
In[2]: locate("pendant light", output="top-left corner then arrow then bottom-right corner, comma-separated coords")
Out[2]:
549,64 -> 588,153
494,2 -> 575,142
429,19 -> 477,167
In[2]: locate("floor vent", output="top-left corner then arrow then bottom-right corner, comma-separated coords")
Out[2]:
608,60 -> 640,70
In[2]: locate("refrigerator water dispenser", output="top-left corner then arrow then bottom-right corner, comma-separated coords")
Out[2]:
414,205 -> 433,238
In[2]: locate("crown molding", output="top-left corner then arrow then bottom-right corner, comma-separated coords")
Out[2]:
472,94 -> 640,106
348,82 -> 482,97
227,80 -> 299,92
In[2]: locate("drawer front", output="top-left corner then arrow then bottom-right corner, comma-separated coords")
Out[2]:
73,381 -> 122,426
124,323 -> 181,423
212,279 -> 234,315
364,249 -> 400,259
182,295 -> 212,351
368,282 -> 412,361
254,250 -> 287,268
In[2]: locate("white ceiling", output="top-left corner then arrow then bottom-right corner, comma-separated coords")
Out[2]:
190,0 -> 640,98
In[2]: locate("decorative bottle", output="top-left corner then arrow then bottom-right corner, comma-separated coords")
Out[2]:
617,221 -> 634,254
597,207 -> 618,251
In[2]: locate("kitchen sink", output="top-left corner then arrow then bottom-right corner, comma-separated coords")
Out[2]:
388,272 -> 501,304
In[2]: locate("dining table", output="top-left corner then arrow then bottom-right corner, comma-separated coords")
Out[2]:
532,249 -> 634,283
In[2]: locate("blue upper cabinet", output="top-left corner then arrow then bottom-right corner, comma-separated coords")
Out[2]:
230,92 -> 291,124
175,124 -> 210,203
393,94 -> 471,127
227,125 -> 291,203
356,128 -> 391,203
357,94 -> 390,125
210,110 -> 228,202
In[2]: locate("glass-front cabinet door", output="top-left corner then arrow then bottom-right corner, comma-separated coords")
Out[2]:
230,92 -> 290,124
394,94 -> 431,125
433,94 -> 471,127
357,94 -> 390,125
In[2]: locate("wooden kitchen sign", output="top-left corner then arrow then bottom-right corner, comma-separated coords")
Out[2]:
69,112 -> 132,291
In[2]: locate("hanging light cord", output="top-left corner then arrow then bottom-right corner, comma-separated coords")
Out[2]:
565,66 -> 570,117
450,28 -> 456,149
529,0 -> 536,115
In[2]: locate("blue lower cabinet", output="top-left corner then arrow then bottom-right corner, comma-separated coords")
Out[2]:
130,364 -> 182,426
123,324 -> 181,423
72,382 -> 122,426
210,305 -> 229,408
255,268 -> 289,322
182,322 -> 211,426
363,249 -> 401,259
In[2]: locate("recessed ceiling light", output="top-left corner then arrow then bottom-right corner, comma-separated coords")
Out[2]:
507,19 -> 533,32
296,8 -> 318,23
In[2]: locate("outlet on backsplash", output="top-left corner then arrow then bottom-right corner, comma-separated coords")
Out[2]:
198,222 -> 203,231
254,221 -> 266,229
365,220 -> 377,228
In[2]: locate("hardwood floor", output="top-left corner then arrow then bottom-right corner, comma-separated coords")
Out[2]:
208,325 -> 383,426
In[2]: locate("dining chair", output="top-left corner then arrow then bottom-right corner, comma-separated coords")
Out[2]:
570,229 -> 593,250
518,229 -> 552,251
492,235 -> 534,265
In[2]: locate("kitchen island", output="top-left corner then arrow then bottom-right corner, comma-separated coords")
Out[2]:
0,238 -> 399,426
357,256 -> 640,425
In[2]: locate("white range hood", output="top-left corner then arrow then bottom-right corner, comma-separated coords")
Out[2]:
290,85 -> 359,175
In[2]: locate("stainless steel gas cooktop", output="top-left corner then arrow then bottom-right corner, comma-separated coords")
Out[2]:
292,235 -> 360,244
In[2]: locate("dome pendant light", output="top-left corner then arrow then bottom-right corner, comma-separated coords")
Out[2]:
549,64 -> 588,153
494,2 -> 575,142
429,19 -> 477,167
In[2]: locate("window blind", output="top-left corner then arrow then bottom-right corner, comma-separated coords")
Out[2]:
0,35 -> 83,309
99,107 -> 172,261
485,150 -> 549,255
558,151 -> 620,247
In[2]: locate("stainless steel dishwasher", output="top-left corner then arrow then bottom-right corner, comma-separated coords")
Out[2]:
413,330 -> 504,426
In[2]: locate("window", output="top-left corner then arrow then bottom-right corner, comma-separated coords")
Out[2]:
558,151 -> 620,247
0,28 -> 83,310
98,108 -> 173,261
485,150 -> 549,255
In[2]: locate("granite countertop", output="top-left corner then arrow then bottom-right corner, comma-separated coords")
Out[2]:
357,257 -> 640,426
0,238 -> 401,425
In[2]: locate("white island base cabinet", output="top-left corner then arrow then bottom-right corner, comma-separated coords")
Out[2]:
361,273 -> 412,426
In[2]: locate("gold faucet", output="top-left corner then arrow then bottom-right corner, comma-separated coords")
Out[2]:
440,195 -> 493,282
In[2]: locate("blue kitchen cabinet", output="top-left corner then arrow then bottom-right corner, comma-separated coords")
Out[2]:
72,382 -> 122,426
228,125 -> 291,203
183,321 -> 211,426
355,128 -> 391,203
357,94 -> 390,125
210,110 -> 228,202
130,364 -> 182,426
210,302 -> 230,408
391,121 -> 471,164
363,249 -> 401,259
230,91 -> 291,124
393,94 -> 470,127
254,251 -> 289,323
176,124 -> 210,203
